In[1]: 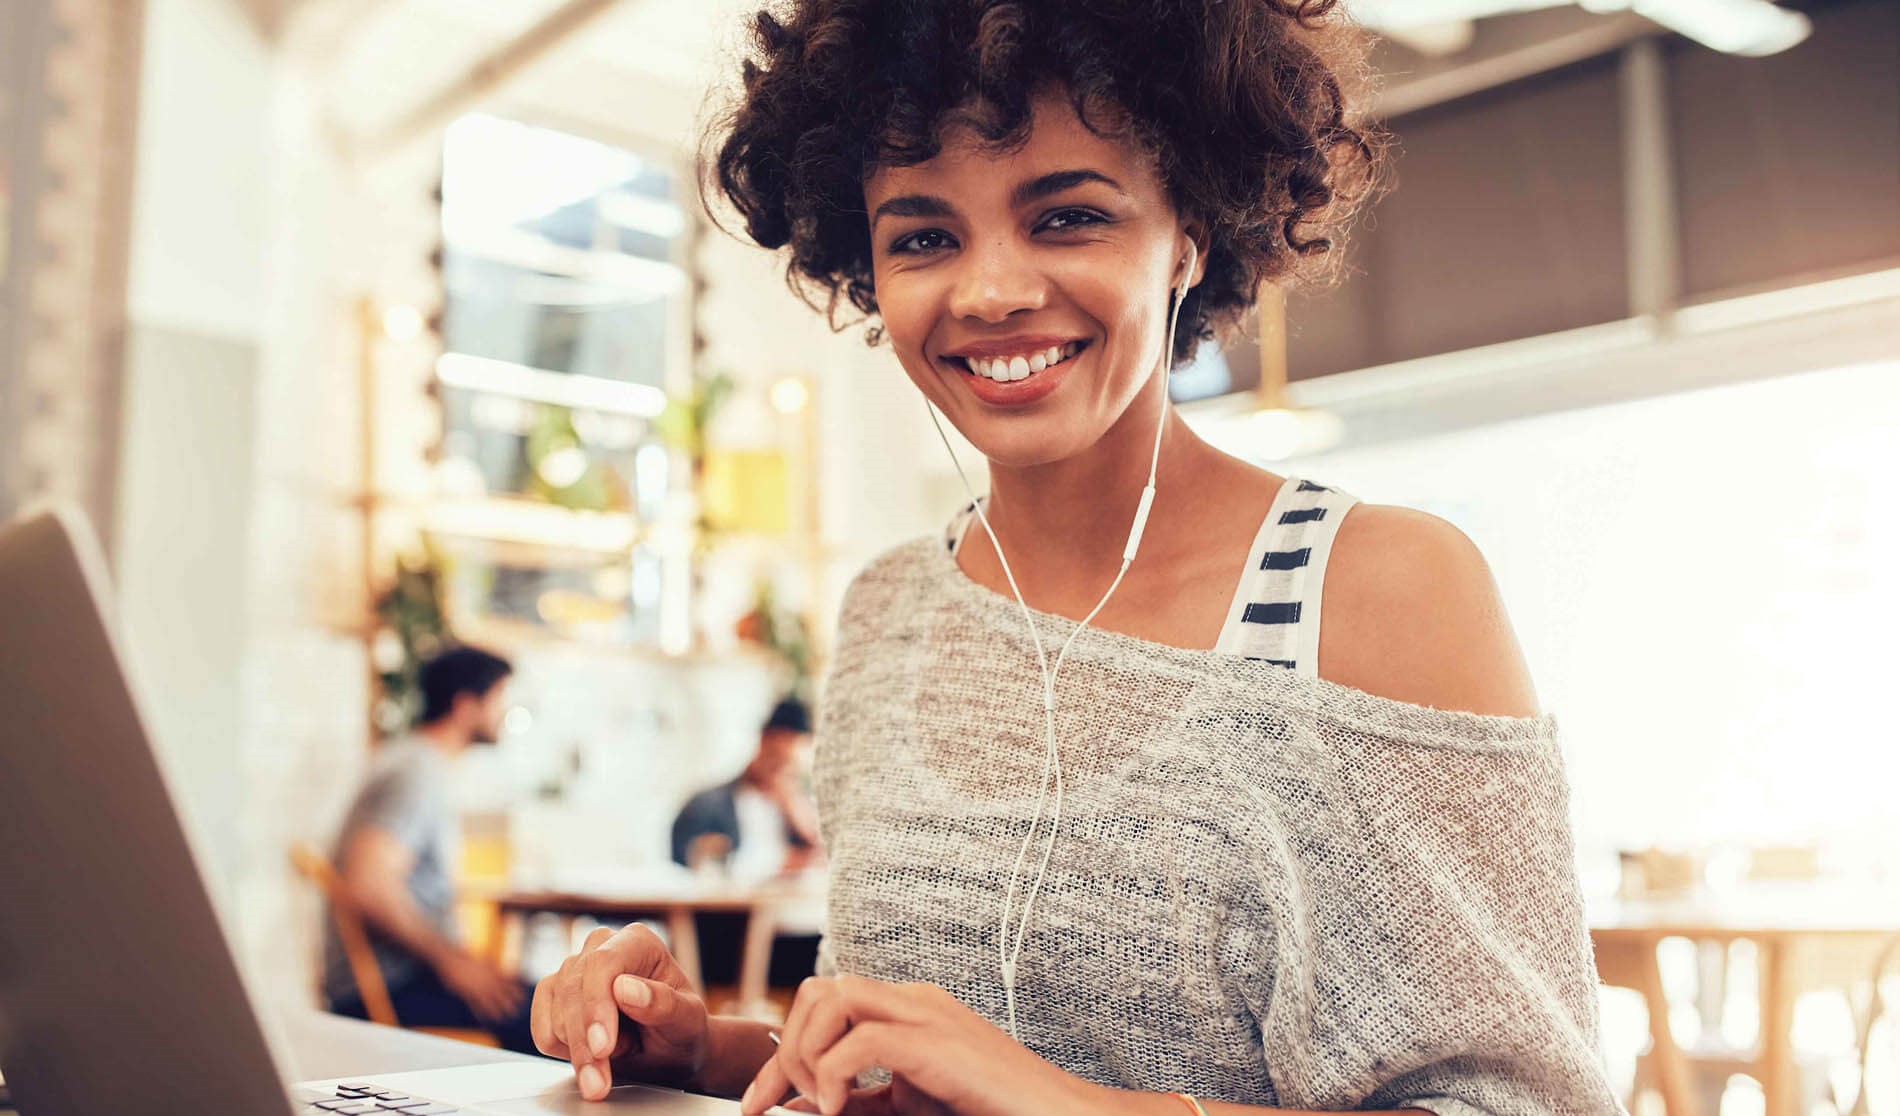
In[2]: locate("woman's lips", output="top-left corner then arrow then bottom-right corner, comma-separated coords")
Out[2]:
941,340 -> 1090,407
948,340 -> 1085,381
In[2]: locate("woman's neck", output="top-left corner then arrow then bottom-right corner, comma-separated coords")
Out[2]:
976,387 -> 1225,606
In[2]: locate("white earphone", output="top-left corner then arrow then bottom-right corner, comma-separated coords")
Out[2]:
926,237 -> 1197,1040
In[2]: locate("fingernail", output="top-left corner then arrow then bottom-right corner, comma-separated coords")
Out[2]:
587,1022 -> 609,1057
740,1078 -> 758,1109
579,1063 -> 604,1097
616,974 -> 650,1007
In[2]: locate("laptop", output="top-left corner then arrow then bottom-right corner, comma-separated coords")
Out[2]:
0,507 -> 778,1114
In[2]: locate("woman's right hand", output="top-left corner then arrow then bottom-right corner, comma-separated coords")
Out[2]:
530,924 -> 710,1101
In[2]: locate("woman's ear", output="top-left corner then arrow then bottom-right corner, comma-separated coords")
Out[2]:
1178,220 -> 1211,290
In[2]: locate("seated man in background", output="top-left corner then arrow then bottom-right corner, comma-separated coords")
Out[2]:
670,698 -> 824,990
323,645 -> 538,1053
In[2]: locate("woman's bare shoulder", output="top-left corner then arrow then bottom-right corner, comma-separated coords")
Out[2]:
1319,503 -> 1543,718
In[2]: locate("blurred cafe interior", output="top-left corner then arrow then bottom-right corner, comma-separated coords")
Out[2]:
0,0 -> 1896,1114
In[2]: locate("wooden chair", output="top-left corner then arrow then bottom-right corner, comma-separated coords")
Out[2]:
683,832 -> 733,873
289,842 -> 499,1048
1685,848 -> 1823,1047
1596,931 -> 1697,1116
1608,846 -> 1874,1116
1680,849 -> 1863,1116
1846,932 -> 1900,1116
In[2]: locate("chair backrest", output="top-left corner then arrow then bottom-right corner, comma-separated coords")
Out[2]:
289,841 -> 399,1027
685,832 -> 734,873
1850,931 -> 1900,1116
1591,931 -> 1698,1116
1746,845 -> 1821,883
1618,847 -> 1703,898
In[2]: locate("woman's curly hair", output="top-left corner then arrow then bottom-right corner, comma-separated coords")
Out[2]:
704,0 -> 1387,364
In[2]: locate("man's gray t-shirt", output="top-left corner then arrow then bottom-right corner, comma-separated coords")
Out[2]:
321,739 -> 459,1006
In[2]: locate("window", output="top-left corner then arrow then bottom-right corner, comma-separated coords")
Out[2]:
436,113 -> 685,510
429,114 -> 690,643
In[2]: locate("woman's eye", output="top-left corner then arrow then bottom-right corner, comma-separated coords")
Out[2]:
891,229 -> 954,254
1039,208 -> 1107,233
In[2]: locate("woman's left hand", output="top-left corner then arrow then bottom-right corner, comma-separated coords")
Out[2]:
738,975 -> 1103,1116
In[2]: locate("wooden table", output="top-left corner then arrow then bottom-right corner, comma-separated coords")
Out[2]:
478,880 -> 824,1011
1590,888 -> 1900,1116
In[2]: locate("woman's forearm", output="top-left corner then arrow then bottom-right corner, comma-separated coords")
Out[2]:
693,1014 -> 783,1098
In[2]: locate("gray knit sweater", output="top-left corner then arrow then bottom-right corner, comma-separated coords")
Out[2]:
813,537 -> 1621,1116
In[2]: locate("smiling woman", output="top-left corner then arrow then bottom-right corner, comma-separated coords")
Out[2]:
527,3 -> 1620,1115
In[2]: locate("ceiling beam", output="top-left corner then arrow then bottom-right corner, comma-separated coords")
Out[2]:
230,0 -> 287,42
350,0 -> 635,162
1371,6 -> 1657,118
281,0 -> 399,64
1377,20 -> 1479,56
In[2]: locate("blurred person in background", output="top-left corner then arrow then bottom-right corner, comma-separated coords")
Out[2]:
323,645 -> 540,1054
670,697 -> 821,880
670,697 -> 824,989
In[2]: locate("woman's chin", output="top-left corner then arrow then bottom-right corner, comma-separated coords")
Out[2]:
915,376 -> 1126,471
955,426 -> 1095,471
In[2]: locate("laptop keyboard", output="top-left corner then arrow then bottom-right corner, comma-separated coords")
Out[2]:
303,1082 -> 460,1114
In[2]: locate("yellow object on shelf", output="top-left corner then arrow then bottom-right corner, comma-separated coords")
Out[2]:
535,588 -> 625,627
423,497 -> 637,553
702,449 -> 790,535
458,818 -> 512,960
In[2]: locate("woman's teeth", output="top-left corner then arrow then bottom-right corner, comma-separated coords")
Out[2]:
961,342 -> 1082,382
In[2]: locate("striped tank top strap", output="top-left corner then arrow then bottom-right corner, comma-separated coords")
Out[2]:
1212,477 -> 1359,674
946,499 -> 983,556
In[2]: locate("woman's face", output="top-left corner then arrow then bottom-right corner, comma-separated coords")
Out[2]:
864,91 -> 1196,469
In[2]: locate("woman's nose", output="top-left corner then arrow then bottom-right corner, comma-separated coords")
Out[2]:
947,239 -> 1048,323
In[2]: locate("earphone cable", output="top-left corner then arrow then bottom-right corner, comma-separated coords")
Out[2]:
925,241 -> 1194,1040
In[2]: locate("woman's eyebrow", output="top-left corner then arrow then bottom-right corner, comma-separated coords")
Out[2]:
870,194 -> 954,227
1010,169 -> 1125,208
869,169 -> 1126,228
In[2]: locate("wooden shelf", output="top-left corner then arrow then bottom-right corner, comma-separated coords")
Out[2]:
420,497 -> 639,553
